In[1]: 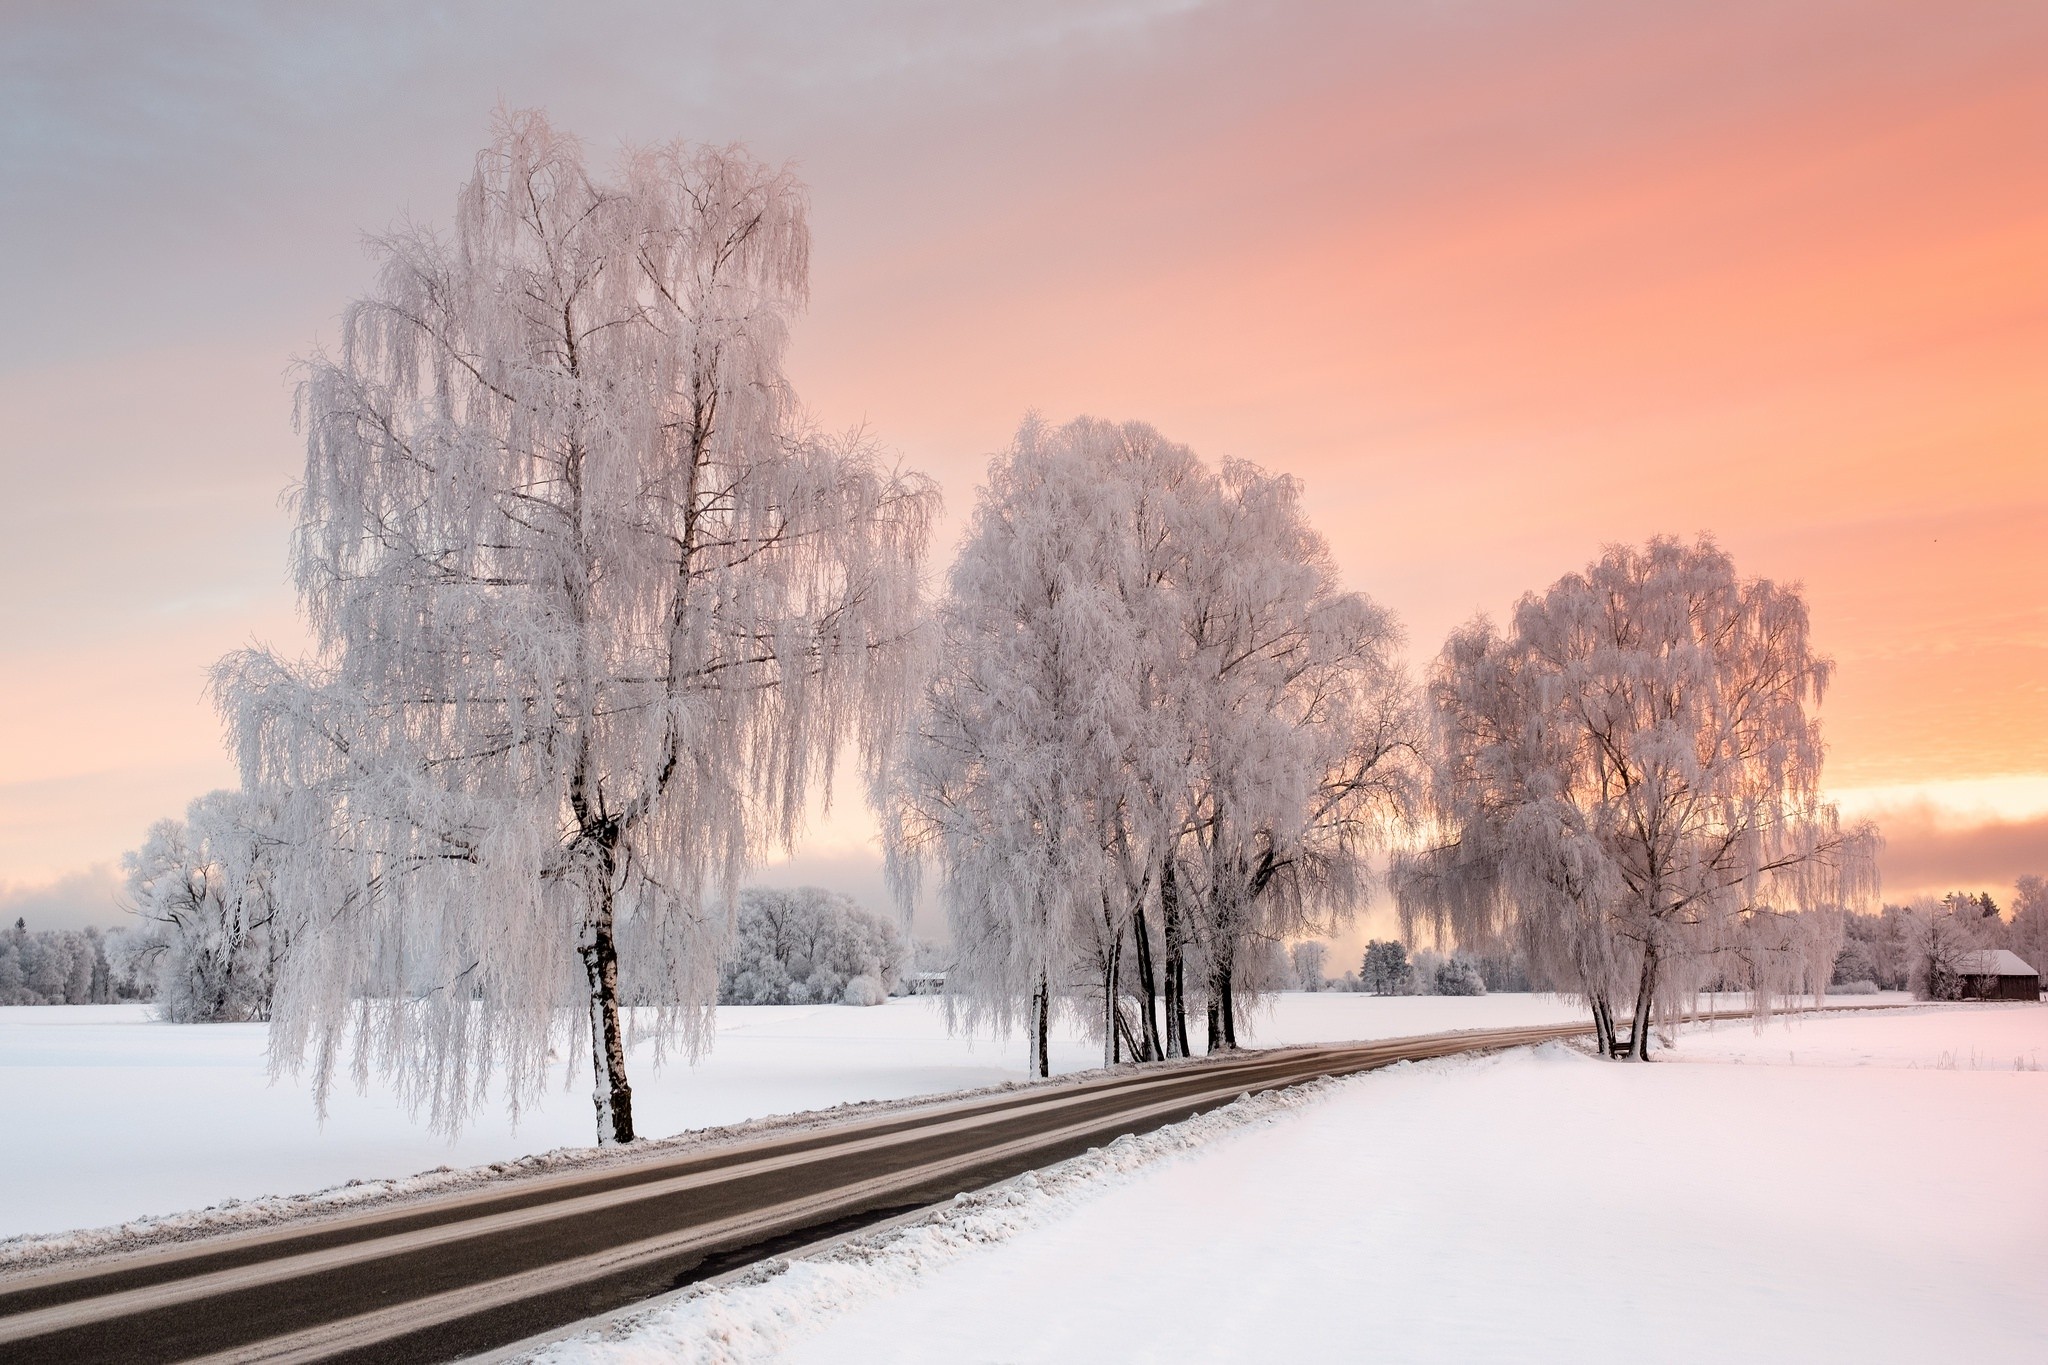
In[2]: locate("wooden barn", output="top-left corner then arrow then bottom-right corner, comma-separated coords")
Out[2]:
1954,949 -> 2042,1002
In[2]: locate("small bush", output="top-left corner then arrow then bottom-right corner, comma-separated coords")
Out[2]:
841,974 -> 888,1007
1833,979 -> 1880,995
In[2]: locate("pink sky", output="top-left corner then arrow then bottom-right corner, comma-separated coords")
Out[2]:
2,2 -> 2043,929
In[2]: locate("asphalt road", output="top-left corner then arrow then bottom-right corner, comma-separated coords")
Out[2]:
0,1019 -> 1604,1364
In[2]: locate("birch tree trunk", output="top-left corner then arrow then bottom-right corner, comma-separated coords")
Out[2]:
1162,860 -> 1191,1059
1101,923 -> 1123,1068
1591,994 -> 1616,1058
579,899 -> 634,1143
1207,897 -> 1239,1052
1028,970 -> 1051,1078
1625,941 -> 1660,1062
1128,905 -> 1164,1062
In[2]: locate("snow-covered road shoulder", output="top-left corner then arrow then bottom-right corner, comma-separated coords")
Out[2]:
516,1065 -> 1381,1365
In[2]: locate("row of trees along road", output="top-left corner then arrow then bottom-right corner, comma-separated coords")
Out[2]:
197,111 -> 1880,1145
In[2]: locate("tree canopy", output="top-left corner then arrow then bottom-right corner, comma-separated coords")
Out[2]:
887,416 -> 1414,1069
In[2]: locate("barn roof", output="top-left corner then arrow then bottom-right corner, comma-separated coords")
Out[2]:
1955,949 -> 2039,977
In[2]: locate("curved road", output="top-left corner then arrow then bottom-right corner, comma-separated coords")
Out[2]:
3,1017 -> 1633,1363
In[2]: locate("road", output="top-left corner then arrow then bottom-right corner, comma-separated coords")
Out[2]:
0,1017 -> 1624,1363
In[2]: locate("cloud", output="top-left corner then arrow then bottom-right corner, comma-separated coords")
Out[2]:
1873,809 -> 2048,902
0,864 -> 128,933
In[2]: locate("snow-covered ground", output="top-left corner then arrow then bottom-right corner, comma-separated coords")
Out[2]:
537,1002 -> 2047,1365
0,991 -> 1600,1240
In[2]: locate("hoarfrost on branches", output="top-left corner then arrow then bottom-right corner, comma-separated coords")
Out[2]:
885,416 -> 1415,1070
118,790 -> 281,1023
1288,941 -> 1329,992
1171,457 -> 1417,1048
1393,537 -> 1878,1058
715,886 -> 907,1007
215,110 -> 935,1140
2007,876 -> 2048,990
885,417 -> 1188,1073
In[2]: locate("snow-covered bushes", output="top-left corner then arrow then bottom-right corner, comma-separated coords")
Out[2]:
715,888 -> 907,1007
1833,979 -> 1880,995
118,791 -> 279,1023
1406,948 -> 1487,996
841,974 -> 889,1007
1351,942 -> 1492,996
1834,907 -> 1915,991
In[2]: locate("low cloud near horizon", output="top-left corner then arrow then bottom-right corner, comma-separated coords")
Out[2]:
1870,808 -> 2048,906
0,864 -> 127,934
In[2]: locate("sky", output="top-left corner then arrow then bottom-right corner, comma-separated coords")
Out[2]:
2,1 -> 2044,935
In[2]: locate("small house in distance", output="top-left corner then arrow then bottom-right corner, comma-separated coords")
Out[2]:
1954,950 -> 2041,1002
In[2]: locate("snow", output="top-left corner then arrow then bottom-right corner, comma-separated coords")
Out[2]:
1666,1003 -> 2046,1071
1954,947 -> 2039,978
0,991 -> 1595,1242
532,1002 -> 2047,1365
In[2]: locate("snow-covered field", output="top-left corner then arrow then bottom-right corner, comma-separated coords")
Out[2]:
536,1002 -> 2047,1365
0,991 -> 1598,1240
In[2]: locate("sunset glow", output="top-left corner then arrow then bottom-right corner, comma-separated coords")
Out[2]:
2,1 -> 2043,921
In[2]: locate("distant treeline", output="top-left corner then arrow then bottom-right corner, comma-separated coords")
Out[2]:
0,918 -> 146,1006
4,872 -> 914,1021
1301,882 -> 2048,1002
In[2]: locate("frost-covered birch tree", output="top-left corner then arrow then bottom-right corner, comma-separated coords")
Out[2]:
216,111 -> 934,1141
886,416 -> 1414,1067
1394,537 -> 1878,1058
885,418 -> 1192,1073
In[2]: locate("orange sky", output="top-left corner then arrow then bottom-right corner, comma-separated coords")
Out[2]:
2,2 -> 2043,926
